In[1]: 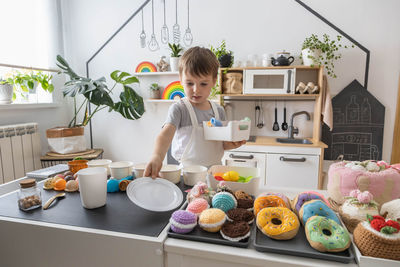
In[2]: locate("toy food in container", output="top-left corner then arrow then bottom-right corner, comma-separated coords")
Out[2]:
159,164 -> 182,184
203,117 -> 251,142
68,159 -> 88,174
109,161 -> 133,179
87,159 -> 112,175
207,165 -> 260,195
182,165 -> 208,186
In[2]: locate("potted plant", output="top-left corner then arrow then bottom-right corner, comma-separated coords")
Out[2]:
47,55 -> 145,154
301,34 -> 354,78
0,77 -> 14,104
11,70 -> 54,102
168,43 -> 183,72
149,83 -> 161,99
210,40 -> 234,68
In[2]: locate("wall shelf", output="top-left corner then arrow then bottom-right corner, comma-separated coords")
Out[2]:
134,71 -> 179,77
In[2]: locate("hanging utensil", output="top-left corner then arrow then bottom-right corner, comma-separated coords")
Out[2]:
148,0 -> 159,51
255,101 -> 264,129
140,9 -> 146,48
183,0 -> 193,46
281,100 -> 288,131
161,0 -> 169,44
273,100 -> 280,131
173,0 -> 181,44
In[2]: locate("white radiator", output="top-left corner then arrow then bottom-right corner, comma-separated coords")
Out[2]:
0,123 -> 41,184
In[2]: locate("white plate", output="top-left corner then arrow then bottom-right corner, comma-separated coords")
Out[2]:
126,177 -> 183,212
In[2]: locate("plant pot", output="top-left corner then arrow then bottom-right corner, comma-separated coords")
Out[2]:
302,48 -> 321,66
46,126 -> 87,154
218,54 -> 233,68
0,84 -> 13,104
170,57 -> 180,72
149,89 -> 161,99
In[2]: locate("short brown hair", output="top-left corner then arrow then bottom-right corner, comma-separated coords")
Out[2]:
179,46 -> 219,79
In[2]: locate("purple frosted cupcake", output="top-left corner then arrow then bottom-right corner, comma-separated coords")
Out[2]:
170,210 -> 197,234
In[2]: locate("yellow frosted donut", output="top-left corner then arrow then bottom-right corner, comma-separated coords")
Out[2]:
253,195 -> 288,216
256,207 -> 300,240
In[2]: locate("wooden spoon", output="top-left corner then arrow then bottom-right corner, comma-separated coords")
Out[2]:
42,192 -> 66,210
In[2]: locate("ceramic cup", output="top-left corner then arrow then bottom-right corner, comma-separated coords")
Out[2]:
109,161 -> 134,179
132,163 -> 147,178
87,159 -> 112,175
77,167 -> 107,209
182,165 -> 208,186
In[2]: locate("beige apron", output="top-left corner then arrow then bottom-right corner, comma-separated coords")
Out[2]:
171,98 -> 224,168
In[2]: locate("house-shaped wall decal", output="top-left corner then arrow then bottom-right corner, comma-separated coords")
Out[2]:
322,79 -> 385,161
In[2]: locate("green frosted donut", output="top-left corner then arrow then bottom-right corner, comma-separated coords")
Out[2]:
305,215 -> 350,252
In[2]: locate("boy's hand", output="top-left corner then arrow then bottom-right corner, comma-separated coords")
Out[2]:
144,155 -> 163,179
223,140 -> 247,150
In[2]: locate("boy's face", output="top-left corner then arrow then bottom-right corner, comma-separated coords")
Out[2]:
180,71 -> 216,107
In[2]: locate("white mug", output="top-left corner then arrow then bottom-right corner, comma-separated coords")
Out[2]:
109,161 -> 134,179
77,167 -> 107,209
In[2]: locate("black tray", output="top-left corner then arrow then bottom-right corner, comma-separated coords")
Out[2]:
167,203 -> 252,248
253,227 -> 354,263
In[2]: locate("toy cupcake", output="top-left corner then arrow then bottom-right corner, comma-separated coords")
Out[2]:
226,208 -> 254,224
170,210 -> 197,234
220,221 -> 251,242
199,208 -> 226,232
212,192 -> 237,213
186,198 -> 209,217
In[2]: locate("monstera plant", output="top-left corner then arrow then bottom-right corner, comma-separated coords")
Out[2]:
47,55 -> 145,154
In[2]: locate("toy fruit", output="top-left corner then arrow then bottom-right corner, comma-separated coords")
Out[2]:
214,176 -> 224,181
54,179 -> 67,191
223,171 -> 240,182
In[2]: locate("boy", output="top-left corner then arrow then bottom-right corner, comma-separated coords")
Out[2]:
144,47 -> 246,178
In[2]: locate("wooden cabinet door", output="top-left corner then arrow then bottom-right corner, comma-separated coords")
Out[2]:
265,153 -> 319,189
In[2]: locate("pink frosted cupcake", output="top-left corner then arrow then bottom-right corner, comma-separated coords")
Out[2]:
186,198 -> 209,217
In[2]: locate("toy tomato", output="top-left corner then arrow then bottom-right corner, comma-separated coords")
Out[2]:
214,176 -> 224,181
223,171 -> 240,182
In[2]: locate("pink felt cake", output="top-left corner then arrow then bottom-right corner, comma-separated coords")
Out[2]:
328,161 -> 400,205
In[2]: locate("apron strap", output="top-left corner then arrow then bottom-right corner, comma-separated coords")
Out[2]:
210,100 -> 220,120
182,97 -> 199,127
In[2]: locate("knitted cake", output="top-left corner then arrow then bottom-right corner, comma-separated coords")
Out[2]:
339,190 -> 379,232
353,215 -> 400,261
380,199 -> 400,222
328,161 -> 400,205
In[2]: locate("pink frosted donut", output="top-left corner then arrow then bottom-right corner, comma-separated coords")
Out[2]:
328,162 -> 400,205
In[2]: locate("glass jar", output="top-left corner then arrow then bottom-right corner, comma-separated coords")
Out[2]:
18,178 -> 42,211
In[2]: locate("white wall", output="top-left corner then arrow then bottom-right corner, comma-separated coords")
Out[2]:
60,0 -> 400,163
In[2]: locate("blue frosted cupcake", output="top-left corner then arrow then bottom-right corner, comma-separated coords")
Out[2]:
212,192 -> 237,213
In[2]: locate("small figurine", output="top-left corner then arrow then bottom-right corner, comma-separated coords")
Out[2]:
157,56 -> 170,72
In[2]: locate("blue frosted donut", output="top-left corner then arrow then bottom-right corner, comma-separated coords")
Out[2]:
212,192 -> 237,213
299,199 -> 340,225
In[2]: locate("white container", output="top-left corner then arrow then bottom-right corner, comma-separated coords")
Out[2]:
77,167 -> 107,209
0,84 -> 13,104
207,165 -> 260,195
132,163 -> 147,178
159,164 -> 182,184
302,48 -> 321,66
87,159 -> 112,175
170,57 -> 180,72
109,161 -> 133,179
203,120 -> 251,142
182,165 -> 208,186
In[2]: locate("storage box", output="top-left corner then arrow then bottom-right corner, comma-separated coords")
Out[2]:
207,165 -> 260,195
351,237 -> 399,267
203,120 -> 250,142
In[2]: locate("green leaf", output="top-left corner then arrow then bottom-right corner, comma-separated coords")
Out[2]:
27,80 -> 34,90
366,214 -> 373,222
112,85 -> 144,120
121,76 -> 139,85
381,226 -> 397,234
110,70 -> 120,81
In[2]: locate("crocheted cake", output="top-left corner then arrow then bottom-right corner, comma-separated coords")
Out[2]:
353,215 -> 400,261
339,190 -> 379,233
328,161 -> 400,205
380,199 -> 400,222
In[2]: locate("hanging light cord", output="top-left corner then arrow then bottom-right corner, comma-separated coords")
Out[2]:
151,0 -> 155,34
187,0 -> 189,26
175,0 -> 178,23
141,9 -> 144,31
163,0 -> 166,24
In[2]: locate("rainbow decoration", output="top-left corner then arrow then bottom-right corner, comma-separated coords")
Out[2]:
162,81 -> 185,100
135,61 -> 157,73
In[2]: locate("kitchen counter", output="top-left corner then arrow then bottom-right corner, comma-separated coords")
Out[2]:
246,136 -> 328,149
0,180 -> 358,267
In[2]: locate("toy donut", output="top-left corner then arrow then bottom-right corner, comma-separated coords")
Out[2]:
253,195 -> 288,216
291,191 -> 331,216
259,192 -> 291,209
256,207 -> 300,240
299,199 -> 340,226
305,215 -> 351,253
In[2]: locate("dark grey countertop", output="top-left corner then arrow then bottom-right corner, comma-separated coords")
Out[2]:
0,178 -> 189,237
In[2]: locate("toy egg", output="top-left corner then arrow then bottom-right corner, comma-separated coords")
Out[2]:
43,178 -> 55,190
107,179 -> 119,193
65,180 -> 79,192
54,179 -> 66,191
